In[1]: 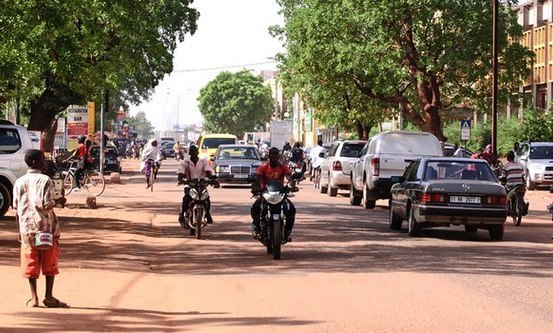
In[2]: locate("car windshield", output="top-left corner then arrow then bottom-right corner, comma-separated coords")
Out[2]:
202,138 -> 236,149
425,160 -> 496,181
218,147 -> 259,160
529,146 -> 553,159
339,143 -> 365,157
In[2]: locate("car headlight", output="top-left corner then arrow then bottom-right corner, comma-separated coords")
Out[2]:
217,165 -> 230,173
263,191 -> 285,205
190,188 -> 200,200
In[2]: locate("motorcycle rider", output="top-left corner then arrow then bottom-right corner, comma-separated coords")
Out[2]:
289,141 -> 305,172
309,139 -> 326,181
177,145 -> 216,227
250,147 -> 297,241
502,150 -> 525,203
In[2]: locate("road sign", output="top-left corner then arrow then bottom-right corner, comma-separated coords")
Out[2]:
460,120 -> 471,141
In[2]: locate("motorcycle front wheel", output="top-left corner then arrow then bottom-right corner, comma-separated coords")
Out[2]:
195,207 -> 203,239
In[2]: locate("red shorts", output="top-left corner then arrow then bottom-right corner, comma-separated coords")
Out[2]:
21,240 -> 60,279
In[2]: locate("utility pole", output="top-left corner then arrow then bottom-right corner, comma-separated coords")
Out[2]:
492,0 -> 498,158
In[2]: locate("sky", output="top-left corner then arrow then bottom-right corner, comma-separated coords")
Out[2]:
129,0 -> 285,132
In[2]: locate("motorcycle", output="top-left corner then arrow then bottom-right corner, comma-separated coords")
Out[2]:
506,184 -> 529,226
252,175 -> 301,260
175,148 -> 184,161
178,177 -> 219,239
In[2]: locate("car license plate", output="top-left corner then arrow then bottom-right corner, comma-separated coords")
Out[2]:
450,196 -> 481,204
235,174 -> 248,178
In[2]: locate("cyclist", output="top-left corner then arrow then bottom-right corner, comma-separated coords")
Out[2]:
140,138 -> 162,189
65,136 -> 87,190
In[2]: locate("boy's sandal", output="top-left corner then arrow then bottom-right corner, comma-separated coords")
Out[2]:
43,298 -> 70,308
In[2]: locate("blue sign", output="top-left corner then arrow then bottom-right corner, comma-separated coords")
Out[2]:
460,120 -> 471,141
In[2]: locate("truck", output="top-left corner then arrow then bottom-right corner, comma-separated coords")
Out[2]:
270,120 -> 292,150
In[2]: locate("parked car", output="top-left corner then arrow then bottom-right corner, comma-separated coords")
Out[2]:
89,145 -> 122,174
515,141 -> 553,190
318,140 -> 367,196
0,120 -> 35,216
389,157 -> 507,240
212,144 -> 261,187
197,133 -> 238,162
161,141 -> 175,158
350,131 -> 443,209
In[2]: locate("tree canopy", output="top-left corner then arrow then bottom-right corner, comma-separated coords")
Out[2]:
127,111 -> 155,139
0,0 -> 199,131
198,70 -> 274,136
273,0 -> 533,140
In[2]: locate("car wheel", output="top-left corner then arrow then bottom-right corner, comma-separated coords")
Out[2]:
328,177 -> 338,197
349,184 -> 362,206
488,224 -> 504,241
319,174 -> 328,194
389,203 -> 402,230
407,208 -> 422,237
363,182 -> 376,209
464,225 -> 478,233
526,172 -> 536,190
0,182 -> 10,217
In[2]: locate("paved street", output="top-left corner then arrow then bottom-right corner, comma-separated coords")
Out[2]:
2,158 -> 553,332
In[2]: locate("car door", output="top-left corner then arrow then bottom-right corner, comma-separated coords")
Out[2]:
354,142 -> 370,190
321,143 -> 338,186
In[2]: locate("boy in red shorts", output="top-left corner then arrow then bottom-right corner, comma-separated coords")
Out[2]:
13,149 -> 68,308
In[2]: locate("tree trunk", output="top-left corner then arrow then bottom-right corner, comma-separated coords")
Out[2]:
42,119 -> 58,153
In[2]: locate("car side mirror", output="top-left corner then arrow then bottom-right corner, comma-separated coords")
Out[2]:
390,175 -> 405,183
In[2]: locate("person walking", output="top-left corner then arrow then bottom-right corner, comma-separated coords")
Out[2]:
13,149 -> 68,308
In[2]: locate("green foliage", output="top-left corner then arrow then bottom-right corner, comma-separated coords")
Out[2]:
127,111 -> 155,138
0,1 -> 199,130
521,109 -> 553,142
198,70 -> 274,136
274,0 -> 533,139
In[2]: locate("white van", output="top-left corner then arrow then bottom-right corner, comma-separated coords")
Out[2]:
350,131 -> 443,209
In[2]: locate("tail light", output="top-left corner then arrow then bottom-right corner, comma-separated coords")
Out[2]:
332,161 -> 342,171
483,195 -> 507,205
422,193 -> 448,203
371,158 -> 380,176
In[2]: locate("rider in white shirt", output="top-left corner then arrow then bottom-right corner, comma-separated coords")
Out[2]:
309,139 -> 326,180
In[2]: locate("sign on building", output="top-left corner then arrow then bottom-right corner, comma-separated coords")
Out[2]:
66,105 -> 88,150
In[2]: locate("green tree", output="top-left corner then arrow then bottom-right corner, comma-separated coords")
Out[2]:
198,70 -> 273,136
127,111 -> 155,138
0,0 -> 199,132
274,0 -> 533,140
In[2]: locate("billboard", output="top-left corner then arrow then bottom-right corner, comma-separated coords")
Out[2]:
66,105 -> 88,150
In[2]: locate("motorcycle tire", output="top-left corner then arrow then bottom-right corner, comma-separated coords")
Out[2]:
513,197 -> 523,226
195,207 -> 203,239
272,220 -> 282,260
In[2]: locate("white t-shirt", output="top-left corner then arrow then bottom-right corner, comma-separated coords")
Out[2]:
177,157 -> 213,179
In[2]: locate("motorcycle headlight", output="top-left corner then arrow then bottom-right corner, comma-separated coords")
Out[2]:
190,188 -> 200,200
217,165 -> 230,173
200,188 -> 209,201
263,190 -> 285,205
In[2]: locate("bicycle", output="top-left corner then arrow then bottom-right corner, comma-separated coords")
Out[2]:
145,159 -> 159,191
61,160 -> 106,196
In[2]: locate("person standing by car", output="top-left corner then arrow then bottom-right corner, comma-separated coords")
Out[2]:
309,139 -> 326,181
13,149 -> 68,308
250,147 -> 296,241
177,145 -> 216,226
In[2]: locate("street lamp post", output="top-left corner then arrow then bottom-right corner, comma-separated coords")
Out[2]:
492,0 -> 499,158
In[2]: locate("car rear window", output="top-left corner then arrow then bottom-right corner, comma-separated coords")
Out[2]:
201,138 -> 236,149
339,143 -> 365,157
380,133 -> 441,155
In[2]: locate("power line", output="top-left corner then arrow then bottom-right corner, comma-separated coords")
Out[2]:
172,61 -> 277,73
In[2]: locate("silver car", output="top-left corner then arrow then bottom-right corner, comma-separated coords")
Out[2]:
319,140 -> 367,197
515,142 -> 553,190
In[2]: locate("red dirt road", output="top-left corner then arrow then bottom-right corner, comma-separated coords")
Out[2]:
2,158 -> 553,332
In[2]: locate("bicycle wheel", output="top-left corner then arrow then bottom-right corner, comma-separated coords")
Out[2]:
149,166 -> 156,192
83,170 -> 105,196
63,172 -> 75,195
